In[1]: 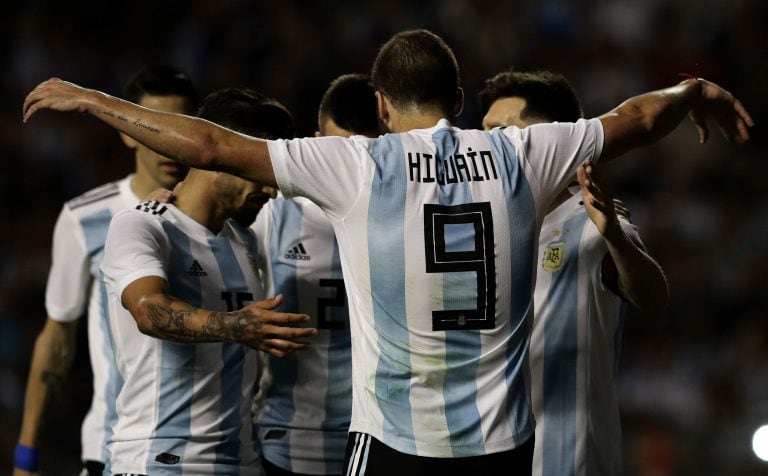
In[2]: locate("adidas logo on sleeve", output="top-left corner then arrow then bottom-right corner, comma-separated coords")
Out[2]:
284,242 -> 311,261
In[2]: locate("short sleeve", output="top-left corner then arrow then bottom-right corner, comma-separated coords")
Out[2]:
100,210 -> 169,302
268,136 -> 369,218
45,205 -> 91,322
508,118 -> 604,209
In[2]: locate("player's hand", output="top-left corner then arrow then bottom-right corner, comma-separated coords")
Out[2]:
688,79 -> 754,145
613,198 -> 630,221
240,295 -> 316,357
22,78 -> 95,123
577,161 -> 622,238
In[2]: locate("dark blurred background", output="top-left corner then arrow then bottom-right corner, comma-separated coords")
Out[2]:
1,1 -> 766,474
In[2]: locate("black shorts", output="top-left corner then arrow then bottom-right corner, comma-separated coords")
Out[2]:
343,432 -> 534,476
263,456 -> 342,476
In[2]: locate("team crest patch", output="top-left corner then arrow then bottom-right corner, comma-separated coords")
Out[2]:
542,241 -> 565,272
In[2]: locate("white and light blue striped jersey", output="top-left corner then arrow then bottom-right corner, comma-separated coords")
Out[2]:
530,191 -> 641,476
45,175 -> 138,463
268,118 -> 604,458
251,194 -> 351,475
100,202 -> 265,475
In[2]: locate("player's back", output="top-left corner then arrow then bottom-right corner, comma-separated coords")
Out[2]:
269,118 -> 603,457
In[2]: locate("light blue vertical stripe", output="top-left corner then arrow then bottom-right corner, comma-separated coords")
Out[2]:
208,231 -> 255,474
487,129 -> 537,442
432,128 -> 484,455
541,212 -> 588,476
80,210 -> 124,468
209,230 -> 251,473
368,134 -> 415,452
321,232 -> 352,473
146,221 -> 200,474
261,197 -> 303,470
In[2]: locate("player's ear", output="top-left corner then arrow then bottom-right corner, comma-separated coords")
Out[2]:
375,91 -> 389,122
453,87 -> 464,118
120,131 -> 138,149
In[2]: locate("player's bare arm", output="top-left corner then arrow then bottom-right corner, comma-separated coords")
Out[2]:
577,162 -> 669,316
23,78 -> 277,187
123,276 -> 315,357
14,319 -> 77,476
599,78 -> 753,161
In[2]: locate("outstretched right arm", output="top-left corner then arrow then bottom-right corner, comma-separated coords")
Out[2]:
23,79 -> 276,186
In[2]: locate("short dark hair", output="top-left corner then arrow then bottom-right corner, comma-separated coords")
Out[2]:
478,70 -> 583,123
371,29 -> 460,117
197,88 -> 294,140
124,64 -> 199,111
318,74 -> 379,136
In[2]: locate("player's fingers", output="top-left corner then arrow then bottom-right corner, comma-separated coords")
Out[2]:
261,339 -> 312,358
261,311 -> 311,325
733,98 -> 755,128
248,294 -> 284,311
262,323 -> 317,338
689,110 -> 709,144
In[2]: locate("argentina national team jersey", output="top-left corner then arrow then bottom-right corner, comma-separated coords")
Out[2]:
251,194 -> 352,475
45,175 -> 139,463
530,191 -> 642,476
100,203 -> 265,475
268,118 -> 604,458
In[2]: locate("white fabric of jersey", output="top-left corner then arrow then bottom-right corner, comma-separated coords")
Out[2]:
45,175 -> 138,463
268,118 -> 604,458
251,194 -> 351,475
101,202 -> 264,475
530,191 -> 642,476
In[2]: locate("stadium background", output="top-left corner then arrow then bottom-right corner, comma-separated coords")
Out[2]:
0,1 -> 766,474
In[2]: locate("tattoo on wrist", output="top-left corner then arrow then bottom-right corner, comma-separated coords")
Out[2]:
96,109 -> 159,133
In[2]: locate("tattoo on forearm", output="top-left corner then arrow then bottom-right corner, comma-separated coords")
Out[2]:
40,370 -> 65,418
145,303 -> 260,344
96,109 -> 159,134
132,118 -> 160,133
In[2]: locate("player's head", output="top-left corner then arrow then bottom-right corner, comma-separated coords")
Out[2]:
317,74 -> 380,138
371,29 -> 463,130
196,87 -> 294,226
479,70 -> 582,130
121,65 -> 199,192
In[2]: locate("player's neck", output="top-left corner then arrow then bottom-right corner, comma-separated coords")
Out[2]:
130,174 -> 165,202
389,109 -> 446,133
172,175 -> 227,234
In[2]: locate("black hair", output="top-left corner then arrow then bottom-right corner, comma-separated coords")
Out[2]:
371,29 -> 460,117
478,70 -> 583,123
318,73 -> 379,136
197,87 -> 294,140
123,64 -> 199,111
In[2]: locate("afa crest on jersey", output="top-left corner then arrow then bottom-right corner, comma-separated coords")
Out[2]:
542,240 -> 565,272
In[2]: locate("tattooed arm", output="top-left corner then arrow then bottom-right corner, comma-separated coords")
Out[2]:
23,79 -> 275,186
15,319 -> 77,476
122,276 -> 315,356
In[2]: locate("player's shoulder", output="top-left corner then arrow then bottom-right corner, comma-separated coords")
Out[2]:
64,176 -> 133,215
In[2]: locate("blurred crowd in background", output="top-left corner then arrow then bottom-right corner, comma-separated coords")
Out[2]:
1,1 -> 766,474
